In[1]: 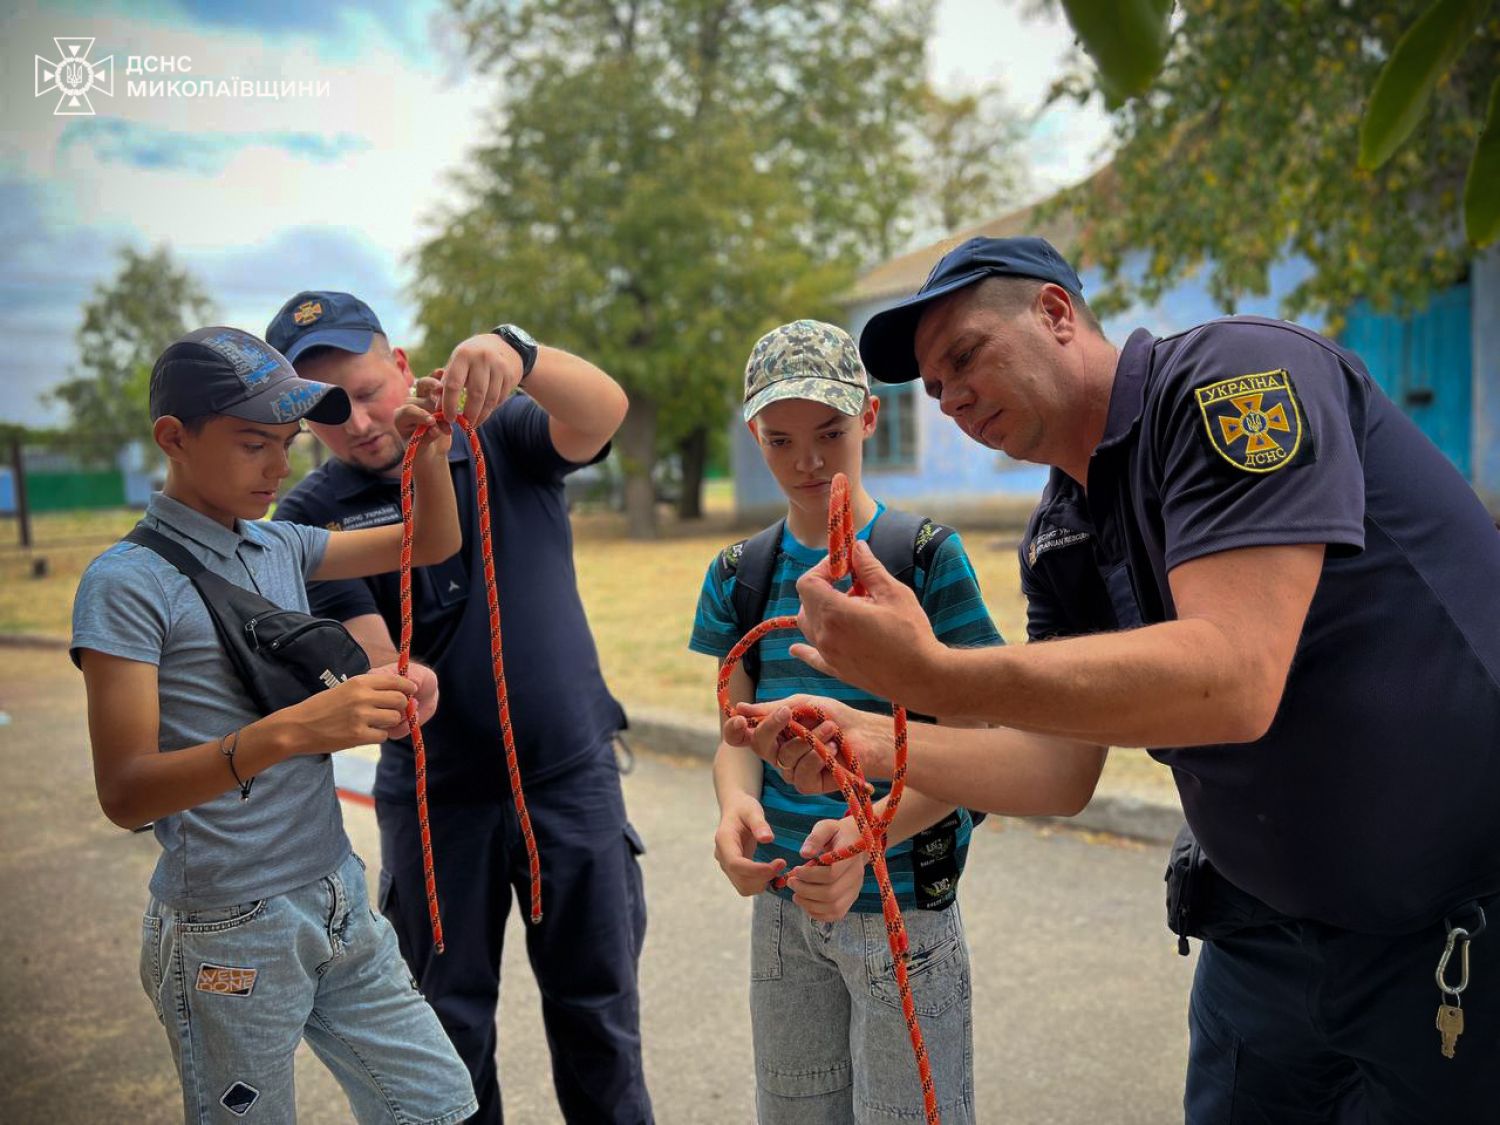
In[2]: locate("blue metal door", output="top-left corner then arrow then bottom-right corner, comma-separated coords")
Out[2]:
1341,284 -> 1473,477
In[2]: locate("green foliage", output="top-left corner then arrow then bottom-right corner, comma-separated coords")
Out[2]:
1465,76 -> 1500,244
1359,0 -> 1492,171
416,0 -> 935,534
50,246 -> 216,460
922,84 -> 1030,233
1059,0 -> 1174,105
1045,0 -> 1500,322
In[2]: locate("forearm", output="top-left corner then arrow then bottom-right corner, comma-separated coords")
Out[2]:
526,346 -> 629,452
920,619 -> 1271,747
870,786 -> 957,846
95,716 -> 293,829
408,450 -> 461,566
343,613 -> 399,665
713,741 -> 764,811
853,713 -> 1104,817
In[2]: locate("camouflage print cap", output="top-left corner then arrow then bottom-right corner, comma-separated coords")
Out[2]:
742,319 -> 870,422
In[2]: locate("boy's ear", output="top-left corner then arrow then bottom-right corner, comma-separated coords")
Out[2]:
153,416 -> 190,463
746,418 -> 759,442
860,395 -> 881,438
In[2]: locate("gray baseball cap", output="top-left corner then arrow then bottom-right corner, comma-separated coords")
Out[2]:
742,320 -> 869,422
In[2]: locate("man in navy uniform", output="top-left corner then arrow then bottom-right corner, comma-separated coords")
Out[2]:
734,237 -> 1500,1120
267,292 -> 651,1124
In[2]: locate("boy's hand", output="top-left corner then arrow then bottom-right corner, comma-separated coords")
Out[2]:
713,794 -> 786,896
439,333 -> 524,427
280,671 -> 417,754
788,816 -> 868,923
370,660 -> 438,740
395,389 -> 452,459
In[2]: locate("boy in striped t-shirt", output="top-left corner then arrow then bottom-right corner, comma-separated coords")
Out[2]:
689,320 -> 1001,1123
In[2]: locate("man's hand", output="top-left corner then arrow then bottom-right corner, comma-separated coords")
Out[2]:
436,334 -> 523,427
370,660 -> 438,740
394,390 -> 452,458
792,540 -> 951,714
788,816 -> 868,923
713,794 -> 786,896
724,694 -> 893,795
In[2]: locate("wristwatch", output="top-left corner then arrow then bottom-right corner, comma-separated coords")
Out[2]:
491,323 -> 539,380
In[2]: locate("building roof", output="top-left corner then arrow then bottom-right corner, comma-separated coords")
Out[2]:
845,169 -> 1109,306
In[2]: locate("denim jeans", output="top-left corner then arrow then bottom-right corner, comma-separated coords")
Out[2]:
140,850 -> 477,1123
749,894 -> 975,1124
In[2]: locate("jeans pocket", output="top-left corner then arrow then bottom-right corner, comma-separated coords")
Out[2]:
176,899 -> 267,934
140,912 -> 165,1022
866,907 -> 966,1018
750,895 -> 784,982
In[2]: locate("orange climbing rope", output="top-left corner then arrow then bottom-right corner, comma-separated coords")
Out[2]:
716,472 -> 939,1125
399,411 -> 541,954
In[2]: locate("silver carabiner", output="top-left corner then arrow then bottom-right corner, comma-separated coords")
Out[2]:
1436,925 -> 1471,998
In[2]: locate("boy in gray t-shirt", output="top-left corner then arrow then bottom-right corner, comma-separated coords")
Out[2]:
71,327 -> 476,1124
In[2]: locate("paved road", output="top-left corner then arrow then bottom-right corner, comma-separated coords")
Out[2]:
0,647 -> 1196,1123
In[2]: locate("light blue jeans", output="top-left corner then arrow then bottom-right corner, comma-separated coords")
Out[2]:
750,894 -> 975,1123
140,850 -> 477,1123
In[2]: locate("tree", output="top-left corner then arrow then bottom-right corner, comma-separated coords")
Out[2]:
921,83 -> 1030,235
50,246 -> 216,462
415,0 -> 933,537
1042,1 -> 1500,322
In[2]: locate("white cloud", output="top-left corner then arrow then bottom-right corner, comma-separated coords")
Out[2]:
931,0 -> 1114,198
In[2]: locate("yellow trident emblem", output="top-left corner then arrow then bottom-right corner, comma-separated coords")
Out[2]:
1218,393 -> 1292,454
1195,369 -> 1303,473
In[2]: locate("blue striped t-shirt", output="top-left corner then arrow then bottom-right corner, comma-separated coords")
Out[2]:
690,505 -> 1003,912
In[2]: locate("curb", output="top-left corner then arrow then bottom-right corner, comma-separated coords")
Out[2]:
623,708 -> 1183,846
0,633 -> 69,650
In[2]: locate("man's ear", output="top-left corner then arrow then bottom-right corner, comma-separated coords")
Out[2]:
1037,284 -> 1077,345
391,346 -> 414,385
153,416 -> 190,463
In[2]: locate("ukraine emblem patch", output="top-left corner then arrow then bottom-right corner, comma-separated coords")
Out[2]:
292,300 -> 323,326
1194,369 -> 1304,474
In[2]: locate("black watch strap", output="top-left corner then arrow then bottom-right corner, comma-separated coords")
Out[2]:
492,323 -> 538,380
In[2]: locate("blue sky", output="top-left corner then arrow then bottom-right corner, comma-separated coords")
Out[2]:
0,0 -> 1110,428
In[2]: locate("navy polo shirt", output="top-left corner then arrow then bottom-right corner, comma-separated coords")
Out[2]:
275,396 -> 626,804
1020,317 -> 1500,934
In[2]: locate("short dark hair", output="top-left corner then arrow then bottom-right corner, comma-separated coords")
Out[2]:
176,414 -> 214,434
969,275 -> 1104,338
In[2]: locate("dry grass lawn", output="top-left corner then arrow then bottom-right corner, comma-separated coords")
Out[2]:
0,488 -> 1171,797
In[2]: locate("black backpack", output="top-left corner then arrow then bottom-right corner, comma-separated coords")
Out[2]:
718,510 -> 953,686
124,523 -> 370,715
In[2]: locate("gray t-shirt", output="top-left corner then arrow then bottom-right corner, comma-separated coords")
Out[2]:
71,491 -> 350,910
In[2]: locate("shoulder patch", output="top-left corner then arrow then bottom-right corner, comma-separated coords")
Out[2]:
914,520 -> 938,555
1194,368 -> 1305,474
719,540 -> 745,572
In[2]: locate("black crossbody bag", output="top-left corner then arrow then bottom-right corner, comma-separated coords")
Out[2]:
124,523 -> 370,714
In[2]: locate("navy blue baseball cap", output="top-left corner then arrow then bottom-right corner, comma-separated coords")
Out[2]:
858,236 -> 1084,384
149,327 -> 350,425
265,290 -> 384,363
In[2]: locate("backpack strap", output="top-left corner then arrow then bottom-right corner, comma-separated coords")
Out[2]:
721,519 -> 786,686
124,523 -> 208,579
721,511 -> 956,688
866,510 -> 954,598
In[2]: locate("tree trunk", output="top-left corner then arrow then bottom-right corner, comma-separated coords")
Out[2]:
616,394 -> 659,540
675,426 -> 707,521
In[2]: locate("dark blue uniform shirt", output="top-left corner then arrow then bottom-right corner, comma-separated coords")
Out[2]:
275,396 -> 626,805
1021,318 -> 1500,933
